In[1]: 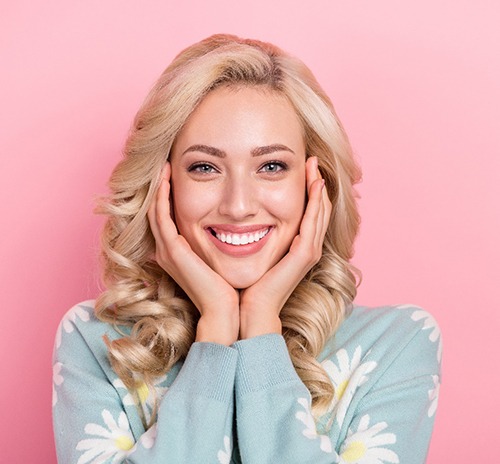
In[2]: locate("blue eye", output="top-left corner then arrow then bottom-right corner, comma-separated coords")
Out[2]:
260,161 -> 287,173
188,163 -> 217,174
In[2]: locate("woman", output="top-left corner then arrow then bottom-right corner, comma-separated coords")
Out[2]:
53,34 -> 441,463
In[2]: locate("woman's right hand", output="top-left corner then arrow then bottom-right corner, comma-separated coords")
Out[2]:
147,163 -> 240,345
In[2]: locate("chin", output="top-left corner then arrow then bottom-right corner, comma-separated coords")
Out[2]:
225,275 -> 261,290
218,268 -> 265,290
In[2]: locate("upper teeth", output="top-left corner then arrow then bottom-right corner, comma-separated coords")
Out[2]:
215,228 -> 270,245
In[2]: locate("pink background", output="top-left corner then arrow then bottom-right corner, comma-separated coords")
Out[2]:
1,1 -> 499,461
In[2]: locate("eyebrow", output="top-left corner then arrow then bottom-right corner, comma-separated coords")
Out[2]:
182,144 -> 295,158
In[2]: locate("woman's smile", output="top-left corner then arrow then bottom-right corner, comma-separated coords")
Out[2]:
205,224 -> 274,256
170,85 -> 307,289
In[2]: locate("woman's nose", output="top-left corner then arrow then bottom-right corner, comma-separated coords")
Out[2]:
217,175 -> 258,220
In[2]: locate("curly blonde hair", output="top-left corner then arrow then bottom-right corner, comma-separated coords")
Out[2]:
95,34 -> 361,426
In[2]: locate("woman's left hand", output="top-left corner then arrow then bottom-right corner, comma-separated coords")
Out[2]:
238,156 -> 332,339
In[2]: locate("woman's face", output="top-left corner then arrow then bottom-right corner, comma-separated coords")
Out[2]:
170,85 -> 307,289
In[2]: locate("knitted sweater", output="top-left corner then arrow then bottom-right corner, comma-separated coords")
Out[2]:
52,301 -> 441,463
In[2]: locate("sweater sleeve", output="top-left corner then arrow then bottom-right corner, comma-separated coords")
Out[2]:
52,302 -> 237,464
232,307 -> 441,464
233,334 -> 342,463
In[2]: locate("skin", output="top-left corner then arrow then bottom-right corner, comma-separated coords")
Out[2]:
148,86 -> 332,345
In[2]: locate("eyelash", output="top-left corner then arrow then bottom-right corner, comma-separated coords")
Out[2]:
187,162 -> 218,174
258,161 -> 288,173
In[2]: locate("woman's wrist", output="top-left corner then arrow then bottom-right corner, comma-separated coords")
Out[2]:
195,312 -> 239,346
239,309 -> 282,340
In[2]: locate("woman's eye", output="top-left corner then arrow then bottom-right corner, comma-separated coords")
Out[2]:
188,163 -> 217,174
259,162 -> 287,173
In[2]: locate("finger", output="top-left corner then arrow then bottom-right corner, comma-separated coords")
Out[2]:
314,181 -> 326,248
299,177 -> 324,243
306,156 -> 319,194
320,181 -> 332,237
151,164 -> 178,243
309,188 -> 333,265
314,181 -> 328,250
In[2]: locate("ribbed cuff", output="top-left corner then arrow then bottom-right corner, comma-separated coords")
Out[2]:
169,342 -> 238,402
233,334 -> 300,396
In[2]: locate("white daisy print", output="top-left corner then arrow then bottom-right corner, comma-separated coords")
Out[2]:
217,435 -> 232,464
52,362 -> 64,407
76,409 -> 135,464
322,346 -> 377,427
339,415 -> 399,464
140,423 -> 157,449
428,375 -> 440,417
112,379 -> 136,407
296,398 -> 333,453
113,375 -> 168,424
129,423 -> 157,455
55,301 -> 92,349
408,307 -> 443,362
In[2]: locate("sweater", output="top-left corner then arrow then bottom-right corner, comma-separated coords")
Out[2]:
52,301 -> 441,464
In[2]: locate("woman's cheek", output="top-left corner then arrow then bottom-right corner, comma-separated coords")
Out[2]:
266,180 -> 306,229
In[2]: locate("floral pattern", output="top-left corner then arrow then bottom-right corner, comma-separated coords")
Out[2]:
53,302 -> 439,463
339,415 -> 399,464
296,397 -> 333,453
76,409 -> 135,464
55,301 -> 91,349
140,423 -> 157,449
405,306 -> 443,362
217,435 -> 232,464
113,374 -> 168,424
128,423 -> 158,455
427,375 -> 440,417
52,362 -> 64,407
322,346 -> 377,427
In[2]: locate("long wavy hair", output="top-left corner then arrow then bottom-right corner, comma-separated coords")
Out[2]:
95,34 -> 361,426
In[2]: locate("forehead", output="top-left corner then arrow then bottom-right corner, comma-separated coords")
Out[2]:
174,85 -> 305,150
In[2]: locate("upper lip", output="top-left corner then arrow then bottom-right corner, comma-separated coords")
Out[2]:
207,224 -> 272,234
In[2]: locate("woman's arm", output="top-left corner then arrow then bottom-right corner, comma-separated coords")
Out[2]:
148,162 -> 240,346
231,156 -> 343,462
233,307 -> 441,464
53,303 -> 238,463
233,334 -> 342,463
238,156 -> 331,340
54,162 -> 245,462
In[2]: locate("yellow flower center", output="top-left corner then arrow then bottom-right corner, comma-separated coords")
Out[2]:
114,435 -> 134,451
137,382 -> 150,403
341,440 -> 367,462
336,380 -> 348,400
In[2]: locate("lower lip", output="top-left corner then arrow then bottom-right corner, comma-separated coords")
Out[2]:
205,228 -> 273,257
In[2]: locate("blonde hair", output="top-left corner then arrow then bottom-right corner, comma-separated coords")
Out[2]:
95,34 -> 361,426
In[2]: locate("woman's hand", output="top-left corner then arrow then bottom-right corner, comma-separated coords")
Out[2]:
148,163 -> 240,345
238,156 -> 332,339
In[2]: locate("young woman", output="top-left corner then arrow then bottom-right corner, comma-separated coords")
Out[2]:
53,34 -> 441,463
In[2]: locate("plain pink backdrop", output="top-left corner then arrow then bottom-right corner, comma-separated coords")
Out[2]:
1,1 -> 499,462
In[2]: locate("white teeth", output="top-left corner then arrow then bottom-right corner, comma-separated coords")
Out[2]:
214,228 -> 270,246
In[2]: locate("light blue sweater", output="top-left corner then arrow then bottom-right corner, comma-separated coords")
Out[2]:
52,301 -> 441,463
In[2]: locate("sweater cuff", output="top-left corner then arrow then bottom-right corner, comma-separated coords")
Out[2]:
169,342 -> 237,402
233,334 -> 300,396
